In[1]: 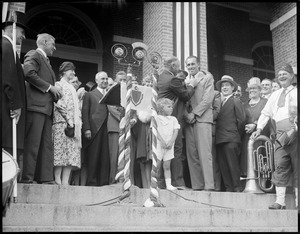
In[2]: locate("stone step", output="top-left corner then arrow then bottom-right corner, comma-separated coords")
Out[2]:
3,203 -> 298,232
15,183 -> 296,210
3,225 -> 298,232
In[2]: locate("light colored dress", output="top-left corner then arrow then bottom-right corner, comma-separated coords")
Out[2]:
155,115 -> 180,161
52,79 -> 81,168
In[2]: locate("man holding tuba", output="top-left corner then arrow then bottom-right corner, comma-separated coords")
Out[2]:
251,63 -> 298,210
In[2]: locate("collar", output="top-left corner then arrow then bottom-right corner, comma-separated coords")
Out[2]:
97,87 -> 106,93
284,85 -> 295,92
3,35 -> 13,45
37,48 -> 47,58
222,93 -> 233,101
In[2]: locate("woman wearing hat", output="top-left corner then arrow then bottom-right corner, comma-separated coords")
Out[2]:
215,75 -> 246,192
52,62 -> 82,185
240,77 -> 269,179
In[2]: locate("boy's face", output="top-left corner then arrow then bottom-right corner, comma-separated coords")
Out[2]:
163,103 -> 173,116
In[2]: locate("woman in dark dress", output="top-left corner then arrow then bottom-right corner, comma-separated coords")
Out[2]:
240,77 -> 270,177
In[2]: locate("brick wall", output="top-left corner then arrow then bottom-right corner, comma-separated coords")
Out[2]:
270,2 -> 297,22
143,2 -> 173,77
270,3 -> 297,74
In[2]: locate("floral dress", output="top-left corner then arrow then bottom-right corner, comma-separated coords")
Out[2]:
52,80 -> 81,168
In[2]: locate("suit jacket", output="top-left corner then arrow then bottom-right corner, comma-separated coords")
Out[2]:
212,90 -> 221,124
157,69 -> 195,124
2,36 -> 26,150
23,49 -> 57,116
189,72 -> 214,123
216,96 -> 246,144
82,88 -> 108,146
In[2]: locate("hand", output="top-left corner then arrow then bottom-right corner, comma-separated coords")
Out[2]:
129,119 -> 137,127
184,112 -> 196,124
250,128 -> 262,140
10,108 -> 21,124
165,141 -> 173,150
50,85 -> 63,100
84,130 -> 91,140
245,123 -> 256,134
188,77 -> 201,88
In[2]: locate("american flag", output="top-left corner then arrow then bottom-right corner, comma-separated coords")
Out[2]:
173,2 -> 201,70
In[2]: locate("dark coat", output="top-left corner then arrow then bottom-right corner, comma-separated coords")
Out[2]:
82,88 -> 108,147
216,96 -> 246,144
23,49 -> 57,116
157,69 -> 195,124
2,36 -> 26,150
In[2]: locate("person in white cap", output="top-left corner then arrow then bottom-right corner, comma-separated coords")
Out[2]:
215,75 -> 246,192
251,63 -> 298,210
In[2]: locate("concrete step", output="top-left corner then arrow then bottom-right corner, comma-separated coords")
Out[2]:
3,203 -> 298,232
15,183 -> 296,210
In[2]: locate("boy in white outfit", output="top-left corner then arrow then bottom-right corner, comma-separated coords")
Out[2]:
155,98 -> 180,190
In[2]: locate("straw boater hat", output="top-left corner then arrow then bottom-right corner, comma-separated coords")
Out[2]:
2,10 -> 28,31
245,77 -> 262,92
216,75 -> 238,92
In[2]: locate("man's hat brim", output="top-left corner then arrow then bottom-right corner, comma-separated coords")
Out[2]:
216,78 -> 238,92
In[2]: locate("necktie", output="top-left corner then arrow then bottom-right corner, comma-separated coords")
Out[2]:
221,97 -> 227,107
277,89 -> 286,107
102,89 -> 106,95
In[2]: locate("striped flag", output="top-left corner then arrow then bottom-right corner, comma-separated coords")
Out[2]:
173,2 -> 201,70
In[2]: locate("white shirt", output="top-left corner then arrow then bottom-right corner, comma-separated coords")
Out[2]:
261,93 -> 272,99
257,85 -> 297,130
97,87 -> 106,95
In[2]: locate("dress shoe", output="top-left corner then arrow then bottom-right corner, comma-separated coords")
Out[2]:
20,180 -> 37,184
268,202 -> 286,210
193,188 -> 204,191
205,189 -> 215,192
176,186 -> 190,190
40,180 -> 56,185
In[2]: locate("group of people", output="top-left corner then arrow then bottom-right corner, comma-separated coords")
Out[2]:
2,11 -> 297,211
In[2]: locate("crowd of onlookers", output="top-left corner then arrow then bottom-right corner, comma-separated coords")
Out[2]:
2,12 -> 298,211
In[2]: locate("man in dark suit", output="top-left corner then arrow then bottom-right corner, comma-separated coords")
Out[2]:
157,56 -> 200,189
82,71 -> 110,186
22,33 -> 63,184
215,75 -> 246,192
2,11 -> 27,160
106,72 -> 125,184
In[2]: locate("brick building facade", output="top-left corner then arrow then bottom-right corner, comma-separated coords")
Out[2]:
2,2 -> 297,103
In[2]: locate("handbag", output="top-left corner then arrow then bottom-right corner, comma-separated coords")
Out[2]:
64,125 -> 75,138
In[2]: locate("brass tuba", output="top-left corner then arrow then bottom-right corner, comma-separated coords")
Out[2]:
243,135 -> 275,193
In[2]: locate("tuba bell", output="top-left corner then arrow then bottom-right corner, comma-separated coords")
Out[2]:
242,135 -> 275,193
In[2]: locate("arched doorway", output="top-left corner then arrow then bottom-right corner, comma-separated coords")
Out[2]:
21,3 -> 103,85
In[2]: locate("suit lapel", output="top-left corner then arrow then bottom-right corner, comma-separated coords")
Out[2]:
92,88 -> 103,100
36,49 -> 56,83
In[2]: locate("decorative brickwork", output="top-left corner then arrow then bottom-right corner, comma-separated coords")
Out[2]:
270,2 -> 297,22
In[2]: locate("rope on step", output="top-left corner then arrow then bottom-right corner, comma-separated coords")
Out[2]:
84,195 -> 121,206
167,190 -> 234,210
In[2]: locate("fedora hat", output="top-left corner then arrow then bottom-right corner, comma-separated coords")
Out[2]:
216,75 -> 238,92
2,10 -> 28,31
245,77 -> 262,92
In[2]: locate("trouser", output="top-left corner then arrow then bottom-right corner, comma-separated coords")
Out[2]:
185,122 -> 214,190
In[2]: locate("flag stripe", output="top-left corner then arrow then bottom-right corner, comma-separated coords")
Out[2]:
174,2 -> 200,71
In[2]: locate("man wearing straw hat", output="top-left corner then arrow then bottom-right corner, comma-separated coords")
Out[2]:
2,11 -> 27,161
215,75 -> 246,192
251,63 -> 298,209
